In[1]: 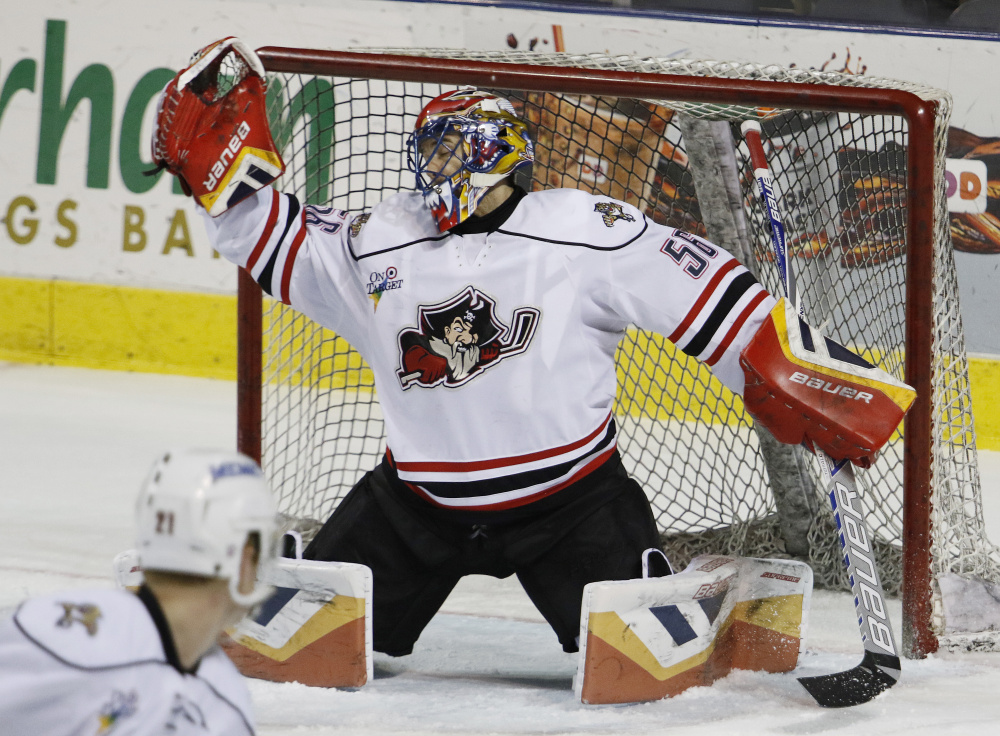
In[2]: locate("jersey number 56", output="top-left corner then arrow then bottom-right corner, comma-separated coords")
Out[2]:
660,231 -> 718,278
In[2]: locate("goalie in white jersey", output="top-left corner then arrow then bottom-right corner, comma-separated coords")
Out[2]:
150,39 -> 914,659
0,449 -> 279,735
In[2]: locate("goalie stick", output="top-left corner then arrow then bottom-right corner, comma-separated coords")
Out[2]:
741,119 -> 902,708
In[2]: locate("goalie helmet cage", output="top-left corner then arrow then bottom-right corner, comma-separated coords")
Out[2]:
235,46 -> 996,658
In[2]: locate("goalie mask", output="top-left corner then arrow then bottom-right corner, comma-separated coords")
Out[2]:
407,89 -> 534,231
136,449 -> 279,607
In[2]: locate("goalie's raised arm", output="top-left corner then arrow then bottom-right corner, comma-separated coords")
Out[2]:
739,297 -> 916,468
151,37 -> 284,216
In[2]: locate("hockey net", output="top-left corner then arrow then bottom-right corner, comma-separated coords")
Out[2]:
236,47 -> 998,656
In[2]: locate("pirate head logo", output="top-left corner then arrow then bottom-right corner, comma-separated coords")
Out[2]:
56,602 -> 102,636
594,201 -> 636,228
397,286 -> 539,389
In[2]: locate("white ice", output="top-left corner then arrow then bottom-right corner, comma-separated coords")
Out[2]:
3,362 -> 1000,735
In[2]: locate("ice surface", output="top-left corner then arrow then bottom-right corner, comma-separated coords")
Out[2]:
3,362 -> 1000,735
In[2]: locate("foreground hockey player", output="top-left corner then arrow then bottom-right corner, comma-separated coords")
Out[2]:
151,39 -> 914,660
0,449 -> 279,734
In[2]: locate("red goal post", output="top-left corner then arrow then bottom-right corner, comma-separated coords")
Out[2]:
236,47 -> 993,658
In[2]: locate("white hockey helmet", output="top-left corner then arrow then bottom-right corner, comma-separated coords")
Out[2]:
136,448 -> 279,606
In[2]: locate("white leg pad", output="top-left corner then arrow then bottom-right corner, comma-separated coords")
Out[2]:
575,554 -> 812,704
222,557 -> 373,688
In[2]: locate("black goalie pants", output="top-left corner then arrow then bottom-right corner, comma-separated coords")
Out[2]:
303,452 -> 660,656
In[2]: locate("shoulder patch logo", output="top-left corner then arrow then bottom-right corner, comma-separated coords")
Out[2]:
595,202 -> 635,228
97,690 -> 138,734
396,286 -> 540,389
57,602 -> 102,636
349,213 -> 371,239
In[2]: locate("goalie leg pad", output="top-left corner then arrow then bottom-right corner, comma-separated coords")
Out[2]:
739,298 -> 916,467
152,37 -> 284,216
575,555 -> 812,705
220,557 -> 373,688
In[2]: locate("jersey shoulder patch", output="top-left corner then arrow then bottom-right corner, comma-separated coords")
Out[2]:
500,189 -> 646,249
13,588 -> 164,669
348,191 -> 445,259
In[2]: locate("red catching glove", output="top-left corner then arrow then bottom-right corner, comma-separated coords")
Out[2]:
151,37 -> 284,216
740,298 -> 916,468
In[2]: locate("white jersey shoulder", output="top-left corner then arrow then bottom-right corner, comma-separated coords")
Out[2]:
13,588 -> 163,668
0,588 -> 254,736
349,191 -> 442,257
195,646 -> 255,727
501,189 -> 648,248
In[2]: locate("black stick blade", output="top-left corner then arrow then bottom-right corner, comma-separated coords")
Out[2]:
798,650 -> 901,708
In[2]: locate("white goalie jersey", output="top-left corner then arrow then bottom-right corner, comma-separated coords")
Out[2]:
0,588 -> 255,736
206,187 -> 775,512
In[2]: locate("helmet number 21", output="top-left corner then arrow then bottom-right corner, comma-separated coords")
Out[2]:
155,510 -> 175,535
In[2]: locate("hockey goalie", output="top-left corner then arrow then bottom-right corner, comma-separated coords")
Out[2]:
149,39 -> 916,703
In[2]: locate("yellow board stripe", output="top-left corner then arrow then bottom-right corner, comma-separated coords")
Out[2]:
3,276 -> 999,449
0,276 -> 237,379
235,594 -> 365,662
587,593 -> 804,682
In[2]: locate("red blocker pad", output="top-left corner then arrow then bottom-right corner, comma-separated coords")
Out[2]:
153,37 -> 284,216
575,555 -> 812,705
221,558 -> 373,688
740,298 -> 916,466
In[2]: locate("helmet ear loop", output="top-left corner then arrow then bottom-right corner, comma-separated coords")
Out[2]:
228,574 -> 273,608
227,530 -> 276,608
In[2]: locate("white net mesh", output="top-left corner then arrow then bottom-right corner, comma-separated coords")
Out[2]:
249,49 -> 998,651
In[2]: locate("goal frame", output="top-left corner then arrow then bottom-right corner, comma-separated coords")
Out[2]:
236,47 -> 939,657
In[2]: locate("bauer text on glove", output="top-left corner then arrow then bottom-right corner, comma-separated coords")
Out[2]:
739,298 -> 916,468
150,37 -> 284,216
